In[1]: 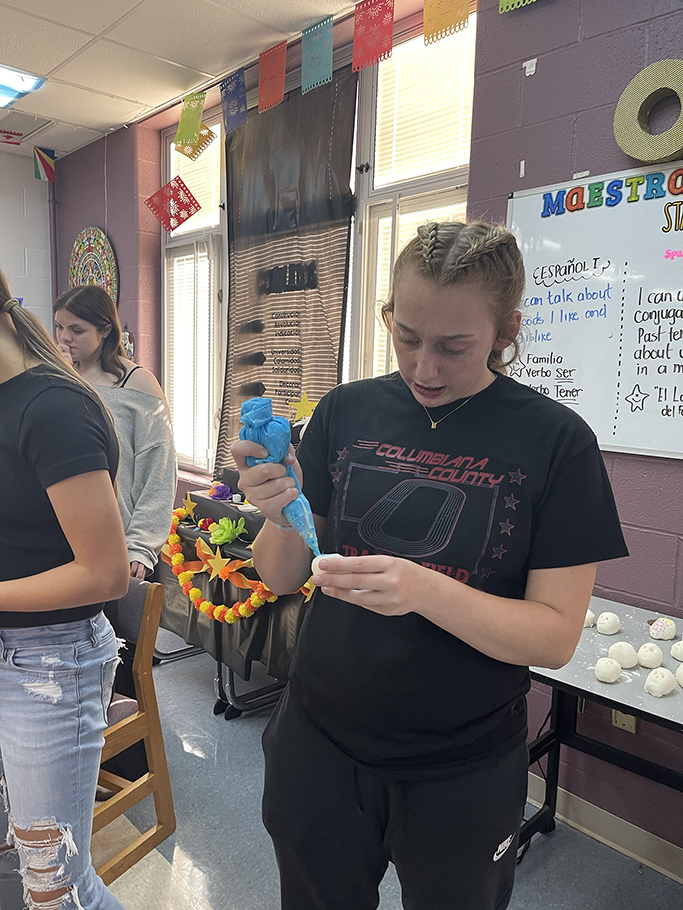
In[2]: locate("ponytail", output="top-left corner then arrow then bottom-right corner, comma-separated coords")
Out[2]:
0,270 -> 93,390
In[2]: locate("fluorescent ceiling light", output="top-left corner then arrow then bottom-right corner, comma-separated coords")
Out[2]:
0,64 -> 45,108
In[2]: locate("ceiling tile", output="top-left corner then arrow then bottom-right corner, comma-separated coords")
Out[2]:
0,0 -> 144,34
224,0 -> 349,33
106,0 -> 287,77
14,82 -> 148,131
52,40 -> 212,106
0,7 -> 95,75
30,121 -> 104,154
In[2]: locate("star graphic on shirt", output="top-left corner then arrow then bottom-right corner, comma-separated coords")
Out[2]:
508,469 -> 526,486
499,519 -> 514,536
492,544 -> 507,559
480,566 -> 494,579
336,447 -> 349,460
504,494 -> 519,510
624,384 -> 649,412
331,468 -> 342,482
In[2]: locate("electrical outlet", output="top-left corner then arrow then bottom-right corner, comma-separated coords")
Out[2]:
612,710 -> 637,734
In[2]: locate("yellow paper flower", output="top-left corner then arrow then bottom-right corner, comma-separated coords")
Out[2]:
189,587 -> 202,602
178,571 -> 193,584
171,553 -> 185,566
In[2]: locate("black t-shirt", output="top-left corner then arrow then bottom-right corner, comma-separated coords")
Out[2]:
291,372 -> 628,775
0,366 -> 119,628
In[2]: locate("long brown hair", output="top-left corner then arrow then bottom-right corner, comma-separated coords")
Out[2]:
0,269 -> 92,389
382,221 -> 526,372
53,285 -> 127,384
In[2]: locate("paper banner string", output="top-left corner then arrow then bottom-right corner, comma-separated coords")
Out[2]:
352,0 -> 394,72
174,92 -> 206,146
175,123 -> 216,161
258,41 -> 287,112
144,176 -> 201,234
302,16 -> 333,94
0,130 -> 22,145
424,0 -> 469,43
33,147 -> 56,181
220,68 -> 248,136
499,0 -> 539,12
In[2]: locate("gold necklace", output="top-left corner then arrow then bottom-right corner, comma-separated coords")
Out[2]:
422,394 -> 475,429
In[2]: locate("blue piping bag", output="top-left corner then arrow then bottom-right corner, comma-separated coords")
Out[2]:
239,398 -> 321,557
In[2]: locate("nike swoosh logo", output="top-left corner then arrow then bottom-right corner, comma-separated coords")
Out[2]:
493,835 -> 514,862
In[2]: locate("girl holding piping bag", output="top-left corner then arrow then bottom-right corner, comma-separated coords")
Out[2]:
232,221 -> 627,910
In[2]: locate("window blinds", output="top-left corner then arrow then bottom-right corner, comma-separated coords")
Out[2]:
165,242 -> 215,468
374,19 -> 476,188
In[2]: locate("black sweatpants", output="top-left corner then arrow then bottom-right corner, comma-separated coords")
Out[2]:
262,688 -> 528,910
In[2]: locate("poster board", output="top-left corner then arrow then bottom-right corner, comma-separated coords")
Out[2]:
507,161 -> 683,459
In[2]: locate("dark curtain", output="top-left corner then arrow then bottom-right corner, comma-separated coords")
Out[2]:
214,66 -> 358,473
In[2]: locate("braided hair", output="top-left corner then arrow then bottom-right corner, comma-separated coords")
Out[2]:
381,221 -> 525,372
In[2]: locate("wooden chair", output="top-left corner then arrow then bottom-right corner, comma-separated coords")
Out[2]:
93,579 -> 176,884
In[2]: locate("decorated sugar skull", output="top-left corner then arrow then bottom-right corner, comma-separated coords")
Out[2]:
649,617 -> 676,640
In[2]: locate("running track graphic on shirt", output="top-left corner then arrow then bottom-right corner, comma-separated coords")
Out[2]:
332,439 -> 527,581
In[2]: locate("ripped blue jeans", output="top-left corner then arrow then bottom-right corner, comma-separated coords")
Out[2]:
0,613 -> 125,910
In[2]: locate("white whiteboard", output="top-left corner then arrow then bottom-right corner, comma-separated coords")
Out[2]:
507,161 -> 683,459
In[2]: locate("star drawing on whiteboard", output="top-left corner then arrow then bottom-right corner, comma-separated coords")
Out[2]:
625,384 -> 649,412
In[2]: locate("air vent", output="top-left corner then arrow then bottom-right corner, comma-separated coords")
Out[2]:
0,110 -> 51,140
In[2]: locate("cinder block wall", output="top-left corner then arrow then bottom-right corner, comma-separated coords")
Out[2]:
55,123 -> 162,376
0,150 -> 51,327
468,0 -> 683,850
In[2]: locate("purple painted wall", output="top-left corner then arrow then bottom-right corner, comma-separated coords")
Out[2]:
468,0 -> 683,849
54,123 -> 162,377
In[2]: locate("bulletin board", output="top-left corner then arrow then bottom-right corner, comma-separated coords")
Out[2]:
507,160 -> 683,459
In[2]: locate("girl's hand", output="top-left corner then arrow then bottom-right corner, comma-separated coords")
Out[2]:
130,561 -> 147,579
311,555 -> 431,616
230,439 -> 303,525
57,342 -> 74,365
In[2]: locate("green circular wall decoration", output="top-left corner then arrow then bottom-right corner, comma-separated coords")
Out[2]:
613,59 -> 683,163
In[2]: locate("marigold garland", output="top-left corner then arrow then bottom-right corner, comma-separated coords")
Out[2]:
162,507 -> 314,623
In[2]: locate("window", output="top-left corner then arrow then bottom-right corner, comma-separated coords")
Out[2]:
374,27 -> 475,187
165,241 -> 217,470
349,18 -> 477,381
169,127 -> 223,236
163,113 -> 226,470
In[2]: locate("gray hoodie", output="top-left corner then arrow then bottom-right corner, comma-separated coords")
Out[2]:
97,386 -> 177,571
